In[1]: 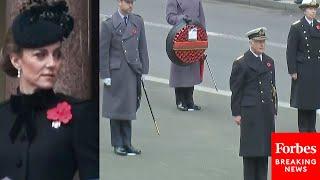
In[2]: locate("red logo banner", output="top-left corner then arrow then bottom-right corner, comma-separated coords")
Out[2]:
272,133 -> 320,180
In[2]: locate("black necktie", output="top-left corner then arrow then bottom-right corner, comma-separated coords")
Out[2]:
124,16 -> 128,26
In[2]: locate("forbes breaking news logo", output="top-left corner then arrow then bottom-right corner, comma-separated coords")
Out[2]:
272,133 -> 320,180
275,143 -> 317,172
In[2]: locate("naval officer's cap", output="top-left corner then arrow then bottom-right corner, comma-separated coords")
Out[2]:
299,0 -> 319,9
246,27 -> 267,41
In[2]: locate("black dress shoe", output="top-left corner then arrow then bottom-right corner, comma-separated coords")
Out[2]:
114,146 -> 127,156
188,104 -> 201,111
125,145 -> 141,156
177,103 -> 188,111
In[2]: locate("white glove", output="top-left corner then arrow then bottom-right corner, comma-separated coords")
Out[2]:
103,78 -> 111,86
141,74 -> 147,81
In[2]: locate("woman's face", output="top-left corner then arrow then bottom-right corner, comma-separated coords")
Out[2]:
12,41 -> 63,93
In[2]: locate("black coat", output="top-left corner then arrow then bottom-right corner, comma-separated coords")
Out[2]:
230,50 -> 277,157
0,89 -> 99,180
287,17 -> 320,109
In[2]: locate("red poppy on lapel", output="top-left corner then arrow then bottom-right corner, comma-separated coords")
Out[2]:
47,101 -> 72,124
132,28 -> 138,35
266,62 -> 272,68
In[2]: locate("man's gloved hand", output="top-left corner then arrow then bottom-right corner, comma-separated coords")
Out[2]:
103,78 -> 111,86
183,15 -> 192,24
141,74 -> 147,81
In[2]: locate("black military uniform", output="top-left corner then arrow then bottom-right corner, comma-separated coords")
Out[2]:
230,27 -> 277,180
286,1 -> 320,132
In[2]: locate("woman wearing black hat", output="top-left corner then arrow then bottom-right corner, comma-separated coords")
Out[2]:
0,0 -> 98,179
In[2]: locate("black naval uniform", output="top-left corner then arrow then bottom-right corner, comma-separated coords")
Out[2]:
286,17 -> 320,132
0,89 -> 99,180
230,50 -> 277,180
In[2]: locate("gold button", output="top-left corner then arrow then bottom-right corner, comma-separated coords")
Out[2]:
261,91 -> 263,94
305,37 -> 308,40
308,50 -> 310,53
304,31 -> 306,33
259,81 -> 262,84
307,44 -> 310,46
308,56 -> 310,59
124,50 -> 127,53
262,100 -> 265,103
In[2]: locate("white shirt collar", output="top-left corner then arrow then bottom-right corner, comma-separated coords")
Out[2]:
305,16 -> 314,25
118,9 -> 128,19
250,48 -> 262,61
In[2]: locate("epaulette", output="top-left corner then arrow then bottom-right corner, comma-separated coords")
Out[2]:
292,20 -> 300,25
100,14 -> 110,22
132,13 -> 141,18
235,54 -> 244,61
105,17 -> 111,22
132,13 -> 143,20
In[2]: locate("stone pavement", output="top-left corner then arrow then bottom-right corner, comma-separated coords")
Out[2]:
100,80 -> 319,180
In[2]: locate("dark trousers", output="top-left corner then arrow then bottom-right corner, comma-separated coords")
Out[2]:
175,87 -> 194,107
243,157 -> 268,180
110,119 -> 132,147
298,109 -> 317,132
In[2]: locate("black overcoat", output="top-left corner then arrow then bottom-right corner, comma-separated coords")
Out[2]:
287,17 -> 320,109
230,50 -> 277,157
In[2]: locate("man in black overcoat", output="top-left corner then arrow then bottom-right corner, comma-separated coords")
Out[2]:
230,27 -> 277,180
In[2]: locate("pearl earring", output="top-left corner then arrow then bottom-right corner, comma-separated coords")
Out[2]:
17,68 -> 21,78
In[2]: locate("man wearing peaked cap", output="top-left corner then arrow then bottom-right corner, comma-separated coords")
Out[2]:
245,27 -> 267,40
230,27 -> 277,180
287,0 -> 320,132
100,0 -> 149,156
299,0 -> 319,9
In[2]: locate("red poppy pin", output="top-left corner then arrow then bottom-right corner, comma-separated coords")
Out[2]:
47,101 -> 72,129
267,62 -> 272,68
316,24 -> 320,30
132,28 -> 137,35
